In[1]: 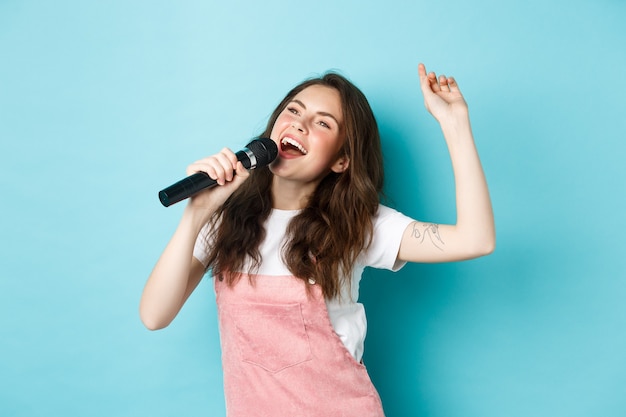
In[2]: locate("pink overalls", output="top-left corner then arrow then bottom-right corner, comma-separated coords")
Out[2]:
215,273 -> 386,417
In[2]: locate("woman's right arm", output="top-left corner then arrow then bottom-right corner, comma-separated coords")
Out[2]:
139,205 -> 212,330
139,149 -> 250,330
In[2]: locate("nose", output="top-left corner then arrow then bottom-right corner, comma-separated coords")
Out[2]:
292,122 -> 306,133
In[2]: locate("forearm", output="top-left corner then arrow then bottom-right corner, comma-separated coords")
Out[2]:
139,205 -> 212,330
441,116 -> 495,253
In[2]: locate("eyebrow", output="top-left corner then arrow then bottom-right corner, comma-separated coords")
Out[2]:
290,99 -> 340,126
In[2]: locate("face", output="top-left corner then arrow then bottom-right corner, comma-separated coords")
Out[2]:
269,85 -> 349,184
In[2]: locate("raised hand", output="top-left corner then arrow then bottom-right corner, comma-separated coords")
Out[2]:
418,63 -> 469,125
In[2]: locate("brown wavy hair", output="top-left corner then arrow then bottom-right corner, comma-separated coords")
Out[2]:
204,72 -> 384,299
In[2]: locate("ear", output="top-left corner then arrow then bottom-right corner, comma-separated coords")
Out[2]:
330,155 -> 350,173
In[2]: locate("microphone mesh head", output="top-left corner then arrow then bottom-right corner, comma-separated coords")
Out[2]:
245,138 -> 278,168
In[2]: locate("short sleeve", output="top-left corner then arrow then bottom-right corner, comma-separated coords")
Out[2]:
360,205 -> 415,271
193,223 -> 212,268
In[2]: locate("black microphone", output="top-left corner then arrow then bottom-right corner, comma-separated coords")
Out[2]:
158,137 -> 278,207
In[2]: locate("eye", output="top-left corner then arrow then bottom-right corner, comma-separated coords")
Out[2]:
318,120 -> 331,129
287,107 -> 299,115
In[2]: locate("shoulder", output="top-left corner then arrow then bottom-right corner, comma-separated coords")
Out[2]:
372,204 -> 414,231
359,204 -> 415,271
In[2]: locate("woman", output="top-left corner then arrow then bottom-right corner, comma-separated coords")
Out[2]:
140,63 -> 495,416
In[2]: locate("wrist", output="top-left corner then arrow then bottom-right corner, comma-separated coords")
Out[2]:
441,116 -> 471,139
181,203 -> 216,232
439,114 -> 477,153
439,107 -> 470,129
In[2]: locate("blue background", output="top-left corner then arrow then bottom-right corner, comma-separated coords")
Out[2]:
1,1 -> 625,416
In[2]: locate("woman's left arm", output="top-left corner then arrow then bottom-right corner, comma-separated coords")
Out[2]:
397,63 -> 495,263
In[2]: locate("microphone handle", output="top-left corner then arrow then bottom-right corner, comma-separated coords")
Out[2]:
158,148 -> 258,207
158,172 -> 221,207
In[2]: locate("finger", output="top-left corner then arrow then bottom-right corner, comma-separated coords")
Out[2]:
427,71 -> 441,93
418,63 -> 427,79
188,159 -> 227,185
187,152 -> 236,185
211,152 -> 238,183
448,76 -> 461,93
191,148 -> 237,171
439,74 -> 450,92
218,147 -> 239,171
419,67 -> 434,96
419,67 -> 432,92
233,161 -> 250,183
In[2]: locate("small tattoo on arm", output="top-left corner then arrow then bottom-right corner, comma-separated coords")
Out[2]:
411,222 -> 445,251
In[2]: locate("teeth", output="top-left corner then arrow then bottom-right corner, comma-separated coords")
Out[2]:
281,137 -> 308,154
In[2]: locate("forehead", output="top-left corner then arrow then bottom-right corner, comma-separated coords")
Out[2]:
292,85 -> 343,122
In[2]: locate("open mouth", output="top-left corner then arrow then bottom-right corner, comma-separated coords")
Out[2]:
280,137 -> 308,155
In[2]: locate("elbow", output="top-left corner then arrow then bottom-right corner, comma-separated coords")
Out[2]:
141,319 -> 167,331
139,306 -> 171,331
475,233 -> 496,257
141,316 -> 169,331
464,231 -> 496,259
481,239 -> 496,256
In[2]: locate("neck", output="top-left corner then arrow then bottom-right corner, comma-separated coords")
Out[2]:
271,176 -> 320,210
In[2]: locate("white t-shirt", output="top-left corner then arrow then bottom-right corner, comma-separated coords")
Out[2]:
193,204 -> 414,362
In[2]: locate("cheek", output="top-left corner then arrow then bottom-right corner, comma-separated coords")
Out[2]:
270,115 -> 292,137
319,132 -> 345,155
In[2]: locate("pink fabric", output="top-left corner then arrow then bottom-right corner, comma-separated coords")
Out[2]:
215,274 -> 386,417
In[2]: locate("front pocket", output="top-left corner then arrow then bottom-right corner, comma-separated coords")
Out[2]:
231,302 -> 313,373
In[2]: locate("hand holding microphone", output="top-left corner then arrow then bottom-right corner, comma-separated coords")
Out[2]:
159,138 -> 278,207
